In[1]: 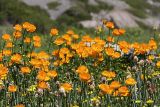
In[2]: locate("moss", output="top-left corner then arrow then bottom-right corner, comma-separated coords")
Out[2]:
47,1 -> 61,10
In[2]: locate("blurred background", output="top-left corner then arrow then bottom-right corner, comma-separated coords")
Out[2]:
0,0 -> 160,34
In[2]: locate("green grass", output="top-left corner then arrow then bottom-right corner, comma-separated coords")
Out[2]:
152,0 -> 160,2
123,0 -> 150,18
47,1 -> 61,10
56,0 -> 113,28
123,0 -> 160,18
0,0 -> 54,33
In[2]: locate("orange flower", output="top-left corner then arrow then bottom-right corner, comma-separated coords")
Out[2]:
54,37 -> 65,45
37,70 -> 50,81
38,81 -> 48,89
2,50 -> 12,56
13,31 -> 22,39
5,42 -> 13,48
0,66 -> 8,80
60,83 -> 72,92
47,70 -> 58,78
112,29 -> 120,36
50,28 -> 58,36
37,51 -> 49,59
106,22 -> 114,29
110,81 -> 121,89
23,22 -> 36,33
149,38 -> 157,50
24,37 -> 31,43
125,77 -> 136,86
76,65 -> 88,74
34,42 -> 41,48
30,59 -> 41,68
118,29 -> 125,35
72,34 -> 79,39
2,34 -> 11,41
112,52 -> 121,58
79,73 -> 91,82
8,85 -> 17,92
107,36 -> 114,42
33,35 -> 41,42
67,30 -> 74,35
13,24 -> 22,31
20,67 -> 31,74
99,84 -> 113,94
118,86 -> 129,96
15,104 -> 25,107
101,70 -> 116,78
105,47 -> 114,56
52,50 -> 59,57
0,53 -> 2,62
11,54 -> 22,63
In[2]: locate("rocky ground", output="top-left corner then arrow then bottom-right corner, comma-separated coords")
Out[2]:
22,0 -> 160,28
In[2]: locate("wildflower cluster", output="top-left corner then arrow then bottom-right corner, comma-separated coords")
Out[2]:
0,21 -> 160,107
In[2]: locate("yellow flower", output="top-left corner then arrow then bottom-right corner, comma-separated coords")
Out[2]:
146,99 -> 154,104
135,100 -> 141,104
27,85 -> 37,92
148,55 -> 154,60
156,61 -> 160,68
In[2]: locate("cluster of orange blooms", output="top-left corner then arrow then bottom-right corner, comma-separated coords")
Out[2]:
100,70 -> 136,96
0,21 -> 159,107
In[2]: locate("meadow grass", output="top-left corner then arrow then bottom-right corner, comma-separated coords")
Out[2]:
0,21 -> 160,107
